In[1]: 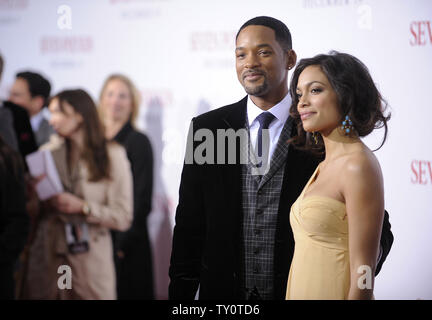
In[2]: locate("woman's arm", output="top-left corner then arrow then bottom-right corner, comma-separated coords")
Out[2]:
343,155 -> 384,300
49,146 -> 133,231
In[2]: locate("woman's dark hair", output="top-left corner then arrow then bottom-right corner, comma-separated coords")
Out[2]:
289,51 -> 390,153
52,89 -> 110,181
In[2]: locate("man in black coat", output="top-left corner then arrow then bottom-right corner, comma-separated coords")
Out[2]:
2,101 -> 38,159
0,53 -> 32,300
0,107 -> 18,151
0,136 -> 29,299
9,71 -> 54,148
169,16 -> 393,300
0,54 -> 37,158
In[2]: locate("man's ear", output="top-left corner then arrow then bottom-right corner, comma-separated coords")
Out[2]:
286,49 -> 297,70
31,95 -> 45,112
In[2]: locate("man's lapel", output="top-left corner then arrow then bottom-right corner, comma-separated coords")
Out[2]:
219,96 -> 247,200
221,96 -> 248,131
258,116 -> 293,188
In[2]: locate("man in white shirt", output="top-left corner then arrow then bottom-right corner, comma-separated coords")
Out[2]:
169,16 -> 393,300
247,93 -> 291,171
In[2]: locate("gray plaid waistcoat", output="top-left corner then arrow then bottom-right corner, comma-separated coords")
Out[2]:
240,116 -> 293,300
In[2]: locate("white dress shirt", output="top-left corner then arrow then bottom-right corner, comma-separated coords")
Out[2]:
247,93 -> 292,166
30,110 -> 45,132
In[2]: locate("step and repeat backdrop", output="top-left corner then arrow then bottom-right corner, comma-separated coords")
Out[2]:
0,0 -> 431,299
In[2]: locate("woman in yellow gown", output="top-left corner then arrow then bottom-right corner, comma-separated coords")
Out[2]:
285,51 -> 390,300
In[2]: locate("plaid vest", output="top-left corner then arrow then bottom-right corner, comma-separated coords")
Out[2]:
240,117 -> 293,300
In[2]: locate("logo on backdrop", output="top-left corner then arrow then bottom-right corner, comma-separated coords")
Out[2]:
189,30 -> 236,69
109,0 -> 165,20
57,5 -> 72,30
357,4 -> 372,30
190,31 -> 236,52
411,160 -> 432,185
302,0 -> 371,30
410,21 -> 432,46
0,0 -> 28,26
40,36 -> 93,54
0,0 -> 28,10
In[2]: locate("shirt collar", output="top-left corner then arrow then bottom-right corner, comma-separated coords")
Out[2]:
247,93 -> 292,127
31,110 -> 45,131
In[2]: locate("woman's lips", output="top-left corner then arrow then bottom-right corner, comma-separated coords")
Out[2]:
300,112 -> 316,120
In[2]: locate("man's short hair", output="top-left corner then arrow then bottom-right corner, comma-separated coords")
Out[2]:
16,71 -> 51,107
236,16 -> 292,51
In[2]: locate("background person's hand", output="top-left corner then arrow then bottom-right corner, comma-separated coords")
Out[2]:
50,192 -> 85,215
26,173 -> 46,197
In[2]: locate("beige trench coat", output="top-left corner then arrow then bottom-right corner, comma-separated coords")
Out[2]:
25,135 -> 133,299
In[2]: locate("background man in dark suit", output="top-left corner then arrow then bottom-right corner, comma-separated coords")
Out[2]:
169,16 -> 393,300
9,71 -> 54,147
0,107 -> 18,152
0,53 -> 29,300
0,53 -> 18,151
0,54 -> 37,161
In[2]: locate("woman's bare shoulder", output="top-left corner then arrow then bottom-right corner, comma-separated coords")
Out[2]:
341,147 -> 383,185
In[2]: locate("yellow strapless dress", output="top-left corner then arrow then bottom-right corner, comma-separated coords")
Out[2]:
286,166 -> 350,300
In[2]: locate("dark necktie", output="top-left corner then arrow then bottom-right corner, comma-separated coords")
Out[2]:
255,112 -> 275,168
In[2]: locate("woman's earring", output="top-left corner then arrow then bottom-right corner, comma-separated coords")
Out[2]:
341,115 -> 354,135
312,132 -> 318,144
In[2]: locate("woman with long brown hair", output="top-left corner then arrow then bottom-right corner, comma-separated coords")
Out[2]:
25,89 -> 132,299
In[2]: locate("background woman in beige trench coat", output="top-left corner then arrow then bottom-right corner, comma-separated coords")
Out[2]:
24,89 -> 133,299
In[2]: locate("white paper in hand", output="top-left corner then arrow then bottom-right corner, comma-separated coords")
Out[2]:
26,150 -> 64,200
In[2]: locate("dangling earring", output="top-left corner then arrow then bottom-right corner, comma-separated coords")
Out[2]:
312,132 -> 318,144
341,115 -> 354,135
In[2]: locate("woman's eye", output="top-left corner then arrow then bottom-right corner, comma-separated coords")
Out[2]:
296,93 -> 302,99
311,88 -> 322,94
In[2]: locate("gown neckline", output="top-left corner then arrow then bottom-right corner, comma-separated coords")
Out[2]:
301,164 -> 346,207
